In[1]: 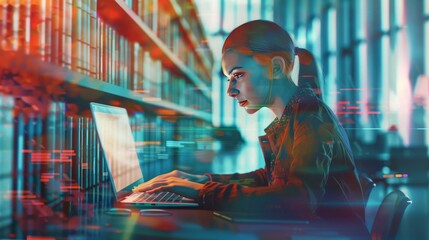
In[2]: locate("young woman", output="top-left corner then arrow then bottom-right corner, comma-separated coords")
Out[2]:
136,20 -> 365,224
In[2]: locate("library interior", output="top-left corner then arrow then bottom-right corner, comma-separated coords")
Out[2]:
1,0 -> 429,239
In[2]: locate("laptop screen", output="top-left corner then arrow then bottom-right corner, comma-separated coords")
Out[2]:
90,102 -> 143,193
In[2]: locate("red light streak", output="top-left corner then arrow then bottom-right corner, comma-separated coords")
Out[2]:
32,159 -> 72,163
3,194 -> 37,199
356,112 -> 380,114
28,150 -> 76,163
60,185 -> 81,190
41,173 -> 59,177
27,236 -> 56,240
337,101 -> 350,105
85,225 -> 101,230
23,200 -> 44,206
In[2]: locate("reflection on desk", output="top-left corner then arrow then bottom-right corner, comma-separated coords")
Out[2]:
1,183 -> 370,239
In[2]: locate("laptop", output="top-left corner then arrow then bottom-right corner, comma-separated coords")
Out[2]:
90,102 -> 198,207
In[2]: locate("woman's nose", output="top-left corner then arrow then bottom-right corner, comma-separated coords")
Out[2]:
227,79 -> 239,97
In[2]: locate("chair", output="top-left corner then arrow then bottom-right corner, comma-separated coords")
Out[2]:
370,190 -> 412,240
360,174 -> 376,208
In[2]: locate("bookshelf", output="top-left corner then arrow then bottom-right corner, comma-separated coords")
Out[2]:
97,0 -> 212,98
161,0 -> 213,77
1,50 -> 211,121
0,0 -> 213,230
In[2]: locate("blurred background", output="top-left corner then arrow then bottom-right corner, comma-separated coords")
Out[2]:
195,1 -> 429,239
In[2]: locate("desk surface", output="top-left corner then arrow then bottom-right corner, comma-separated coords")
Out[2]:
2,184 -> 370,240
5,207 -> 370,239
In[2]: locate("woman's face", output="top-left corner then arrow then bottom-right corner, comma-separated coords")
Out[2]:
222,51 -> 272,114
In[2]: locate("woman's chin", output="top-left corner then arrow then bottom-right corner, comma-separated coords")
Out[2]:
244,106 -> 261,114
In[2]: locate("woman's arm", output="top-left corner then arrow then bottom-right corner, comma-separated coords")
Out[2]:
206,168 -> 268,187
198,112 -> 334,217
133,168 -> 269,198
198,181 -> 313,218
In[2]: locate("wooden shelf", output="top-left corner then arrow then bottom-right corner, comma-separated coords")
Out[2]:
97,0 -> 212,100
0,50 -> 212,122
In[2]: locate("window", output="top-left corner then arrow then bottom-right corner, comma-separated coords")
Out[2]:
424,0 -> 429,146
423,0 -> 429,76
307,17 -> 321,61
382,0 -> 412,145
323,6 -> 337,111
354,0 -> 369,131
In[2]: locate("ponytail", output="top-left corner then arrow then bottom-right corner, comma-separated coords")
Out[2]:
294,47 -> 323,100
221,20 -> 323,100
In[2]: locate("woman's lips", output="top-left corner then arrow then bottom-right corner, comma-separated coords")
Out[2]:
239,100 -> 248,107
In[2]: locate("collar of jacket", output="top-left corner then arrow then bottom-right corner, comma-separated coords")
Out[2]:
258,88 -> 315,168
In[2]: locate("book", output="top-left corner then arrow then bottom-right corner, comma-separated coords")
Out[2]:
44,0 -> 52,62
14,111 -> 24,192
62,0 -> 73,68
99,21 -> 107,81
51,0 -> 62,65
82,0 -> 91,75
0,94 -> 14,228
89,0 -> 98,79
23,112 -> 35,193
71,0 -> 82,72
65,116 -> 74,183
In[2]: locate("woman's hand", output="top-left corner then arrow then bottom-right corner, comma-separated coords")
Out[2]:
135,177 -> 203,199
133,170 -> 210,199
146,170 -> 209,183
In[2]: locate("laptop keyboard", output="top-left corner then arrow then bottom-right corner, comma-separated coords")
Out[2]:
127,192 -> 184,203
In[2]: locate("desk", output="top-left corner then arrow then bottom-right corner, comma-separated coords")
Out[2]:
7,209 -> 370,239
5,211 -> 371,239
2,184 -> 370,239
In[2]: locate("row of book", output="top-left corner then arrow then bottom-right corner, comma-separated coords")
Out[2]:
0,0 -> 214,235
173,116 -> 213,171
122,0 -> 213,76
174,0 -> 213,62
0,95 -> 212,189
0,0 -> 211,113
131,112 -> 182,180
0,0 -> 211,81
0,95 -> 198,198
133,48 -> 211,112
0,93 -> 14,230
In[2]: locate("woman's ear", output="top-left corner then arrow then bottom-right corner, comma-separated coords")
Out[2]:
271,56 -> 286,79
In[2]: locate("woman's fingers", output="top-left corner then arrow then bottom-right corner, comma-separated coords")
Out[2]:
138,178 -> 181,193
146,186 -> 169,194
137,177 -> 202,199
137,176 -> 178,190
134,177 -> 202,199
135,179 -> 168,192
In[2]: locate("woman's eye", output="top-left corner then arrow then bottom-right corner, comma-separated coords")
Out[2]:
226,73 -> 243,82
233,73 -> 244,79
